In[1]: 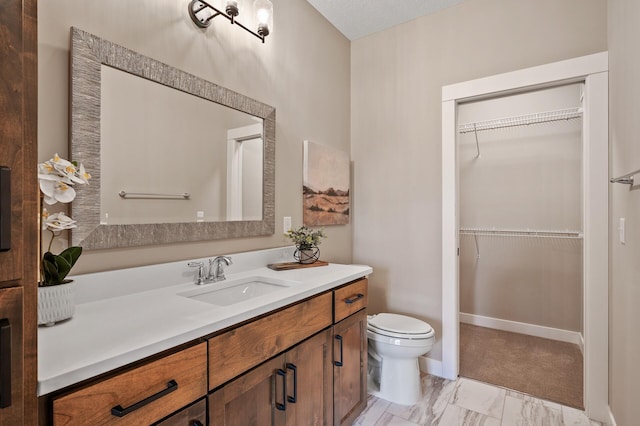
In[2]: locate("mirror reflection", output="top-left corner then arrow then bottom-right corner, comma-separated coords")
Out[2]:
100,66 -> 263,225
69,27 -> 275,249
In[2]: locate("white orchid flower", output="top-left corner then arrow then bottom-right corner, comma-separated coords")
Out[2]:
42,209 -> 77,231
40,179 -> 77,205
77,163 -> 91,184
37,154 -> 90,204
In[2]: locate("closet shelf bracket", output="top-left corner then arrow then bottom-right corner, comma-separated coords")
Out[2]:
473,124 -> 480,158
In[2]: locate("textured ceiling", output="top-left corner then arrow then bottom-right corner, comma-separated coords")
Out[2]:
306,0 -> 467,40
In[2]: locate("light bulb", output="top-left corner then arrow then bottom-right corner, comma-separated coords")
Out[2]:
254,0 -> 273,37
226,0 -> 239,18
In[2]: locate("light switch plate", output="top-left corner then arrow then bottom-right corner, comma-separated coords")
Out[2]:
283,216 -> 292,233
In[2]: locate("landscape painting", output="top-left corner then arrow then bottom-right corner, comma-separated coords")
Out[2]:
303,140 -> 350,226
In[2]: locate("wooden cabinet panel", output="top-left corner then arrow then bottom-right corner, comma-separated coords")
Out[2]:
153,398 -> 206,426
0,287 -> 23,426
333,309 -> 367,426
209,355 -> 286,426
284,329 -> 332,426
209,329 -> 333,426
334,279 -> 368,323
208,292 -> 332,389
53,343 -> 207,426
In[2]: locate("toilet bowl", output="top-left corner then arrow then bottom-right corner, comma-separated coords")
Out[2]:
367,313 -> 435,405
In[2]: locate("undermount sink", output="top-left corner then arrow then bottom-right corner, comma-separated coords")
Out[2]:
178,276 -> 297,306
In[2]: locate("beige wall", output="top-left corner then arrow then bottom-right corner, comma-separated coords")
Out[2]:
351,0 -> 607,360
38,0 -> 352,273
458,85 -> 583,332
608,0 -> 640,424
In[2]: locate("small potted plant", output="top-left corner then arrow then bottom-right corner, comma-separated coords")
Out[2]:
285,225 -> 326,264
37,154 -> 91,326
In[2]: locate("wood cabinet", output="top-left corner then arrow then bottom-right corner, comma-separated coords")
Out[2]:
153,398 -> 206,426
0,288 -> 24,425
209,329 -> 332,426
52,343 -> 207,426
208,292 -> 333,390
333,310 -> 367,426
42,278 -> 369,425
333,279 -> 368,426
0,0 -> 38,424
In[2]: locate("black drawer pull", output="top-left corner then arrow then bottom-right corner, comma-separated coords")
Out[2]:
190,421 -> 204,426
0,167 -> 11,252
286,363 -> 297,403
111,379 -> 178,417
0,318 -> 11,408
344,293 -> 364,304
275,369 -> 286,411
334,335 -> 344,367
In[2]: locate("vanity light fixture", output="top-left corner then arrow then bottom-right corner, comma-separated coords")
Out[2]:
188,0 -> 273,43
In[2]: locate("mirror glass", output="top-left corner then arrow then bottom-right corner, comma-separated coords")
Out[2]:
101,65 -> 263,225
69,27 -> 275,249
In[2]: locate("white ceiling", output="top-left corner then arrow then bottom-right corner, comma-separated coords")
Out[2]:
305,0 -> 467,40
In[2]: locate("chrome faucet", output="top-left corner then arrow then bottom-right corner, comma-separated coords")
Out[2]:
209,255 -> 233,281
187,256 -> 233,285
187,261 -> 207,285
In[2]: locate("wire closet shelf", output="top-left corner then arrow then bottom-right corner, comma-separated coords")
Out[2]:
459,227 -> 583,239
458,107 -> 583,134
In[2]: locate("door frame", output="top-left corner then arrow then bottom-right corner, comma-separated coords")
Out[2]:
441,52 -> 609,421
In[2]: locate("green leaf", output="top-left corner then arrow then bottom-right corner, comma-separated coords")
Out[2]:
41,247 -> 82,286
59,246 -> 82,270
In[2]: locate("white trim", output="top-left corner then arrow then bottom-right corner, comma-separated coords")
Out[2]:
459,313 -> 584,351
419,356 -> 443,378
442,52 -> 608,102
226,123 -> 264,220
582,70 -> 610,422
441,52 -> 609,423
441,99 -> 459,380
607,407 -> 618,426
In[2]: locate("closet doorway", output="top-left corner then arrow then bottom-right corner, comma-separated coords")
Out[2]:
457,84 -> 584,408
441,53 -> 609,422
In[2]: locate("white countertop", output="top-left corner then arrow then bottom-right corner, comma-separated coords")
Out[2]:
38,252 -> 371,396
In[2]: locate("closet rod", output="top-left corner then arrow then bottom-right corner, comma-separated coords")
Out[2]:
459,227 -> 583,239
610,167 -> 640,185
458,107 -> 583,134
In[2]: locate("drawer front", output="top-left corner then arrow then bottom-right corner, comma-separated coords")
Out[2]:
334,278 -> 368,323
208,291 -> 333,390
53,343 -> 207,426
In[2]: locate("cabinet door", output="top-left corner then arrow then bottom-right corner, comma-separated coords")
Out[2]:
153,398 -> 206,426
284,329 -> 332,426
333,309 -> 367,426
209,355 -> 286,426
0,287 -> 23,426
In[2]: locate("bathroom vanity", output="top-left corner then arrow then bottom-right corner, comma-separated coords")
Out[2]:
37,248 -> 371,425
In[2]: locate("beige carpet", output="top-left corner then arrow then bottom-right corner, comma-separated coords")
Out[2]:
460,323 -> 583,409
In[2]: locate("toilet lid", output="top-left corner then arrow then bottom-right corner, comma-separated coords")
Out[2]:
368,313 -> 433,338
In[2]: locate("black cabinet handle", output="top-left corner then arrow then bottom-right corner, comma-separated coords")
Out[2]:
0,167 -> 10,252
275,369 -> 286,411
344,293 -> 364,304
111,380 -> 178,417
0,318 -> 11,408
334,335 -> 344,367
190,421 -> 204,426
286,363 -> 297,403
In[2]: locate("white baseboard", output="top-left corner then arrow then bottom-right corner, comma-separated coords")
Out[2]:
605,406 -> 617,426
460,313 -> 584,350
419,356 -> 443,378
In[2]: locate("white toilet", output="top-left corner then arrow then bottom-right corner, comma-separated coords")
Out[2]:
367,313 -> 435,405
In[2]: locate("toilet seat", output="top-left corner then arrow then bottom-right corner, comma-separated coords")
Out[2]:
368,313 -> 434,340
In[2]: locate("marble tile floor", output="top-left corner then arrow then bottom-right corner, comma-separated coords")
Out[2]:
353,376 -> 604,426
